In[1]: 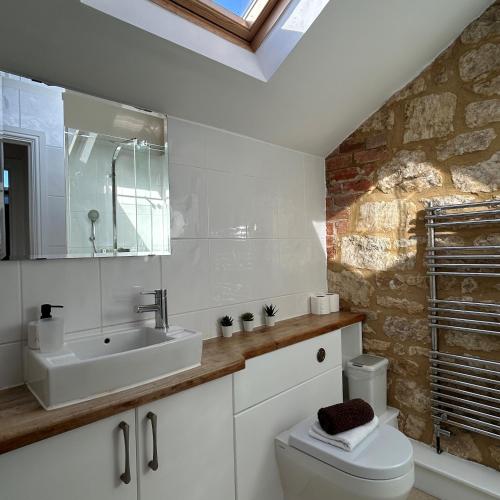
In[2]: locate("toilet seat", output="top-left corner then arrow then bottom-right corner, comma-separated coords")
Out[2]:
288,417 -> 413,481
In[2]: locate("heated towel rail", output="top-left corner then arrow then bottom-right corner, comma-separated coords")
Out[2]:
426,199 -> 500,453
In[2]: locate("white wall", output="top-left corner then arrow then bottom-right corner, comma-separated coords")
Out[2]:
0,116 -> 326,389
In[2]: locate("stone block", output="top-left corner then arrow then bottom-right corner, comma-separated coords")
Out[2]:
378,150 -> 442,193
461,4 -> 500,44
394,379 -> 429,413
436,129 -> 496,161
357,200 -> 416,232
451,151 -> 500,193
384,316 -> 429,343
403,93 -> 456,143
473,75 -> 500,97
360,108 -> 394,133
327,269 -> 374,307
459,43 -> 500,81
377,296 -> 424,314
340,235 -> 394,271
465,99 -> 500,127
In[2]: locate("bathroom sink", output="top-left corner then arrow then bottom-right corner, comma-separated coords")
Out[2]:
25,325 -> 203,410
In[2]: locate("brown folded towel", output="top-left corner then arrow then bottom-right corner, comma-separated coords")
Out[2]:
318,399 -> 374,435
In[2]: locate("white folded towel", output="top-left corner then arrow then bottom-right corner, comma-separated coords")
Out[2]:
308,416 -> 379,452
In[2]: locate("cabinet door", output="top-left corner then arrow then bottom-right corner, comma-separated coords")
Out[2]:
138,376 -> 235,500
234,367 -> 342,500
0,410 -> 137,500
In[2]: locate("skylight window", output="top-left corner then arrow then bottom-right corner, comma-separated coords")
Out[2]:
152,0 -> 292,50
212,0 -> 252,17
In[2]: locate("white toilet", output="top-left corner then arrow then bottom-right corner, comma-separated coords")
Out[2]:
276,354 -> 414,500
275,417 -> 414,500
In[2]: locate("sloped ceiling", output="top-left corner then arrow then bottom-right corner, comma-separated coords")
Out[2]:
0,0 -> 494,156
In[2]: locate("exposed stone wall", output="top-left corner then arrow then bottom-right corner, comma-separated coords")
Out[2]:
326,1 -> 500,469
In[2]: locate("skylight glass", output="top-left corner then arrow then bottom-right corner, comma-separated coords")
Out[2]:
213,0 -> 252,17
212,0 -> 270,22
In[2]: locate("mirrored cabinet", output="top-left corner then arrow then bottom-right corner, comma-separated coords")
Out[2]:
0,71 -> 170,260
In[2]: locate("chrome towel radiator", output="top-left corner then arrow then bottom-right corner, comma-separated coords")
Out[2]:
426,199 -> 500,454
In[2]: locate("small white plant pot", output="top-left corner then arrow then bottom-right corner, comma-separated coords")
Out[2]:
243,320 -> 254,332
221,325 -> 234,338
265,316 -> 276,327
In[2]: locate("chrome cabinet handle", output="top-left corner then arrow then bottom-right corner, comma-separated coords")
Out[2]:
119,421 -> 131,484
147,411 -> 159,471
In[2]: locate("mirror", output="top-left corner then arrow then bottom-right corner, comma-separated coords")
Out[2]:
0,71 -> 170,260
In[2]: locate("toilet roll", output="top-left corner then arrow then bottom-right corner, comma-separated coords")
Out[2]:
326,293 -> 340,312
311,295 -> 330,315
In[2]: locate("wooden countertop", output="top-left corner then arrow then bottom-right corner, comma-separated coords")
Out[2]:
0,312 -> 364,454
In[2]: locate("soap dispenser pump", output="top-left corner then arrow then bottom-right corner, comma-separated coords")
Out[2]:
28,304 -> 65,352
40,303 -> 63,320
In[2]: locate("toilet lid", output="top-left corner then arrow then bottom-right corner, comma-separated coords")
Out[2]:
288,417 -> 413,480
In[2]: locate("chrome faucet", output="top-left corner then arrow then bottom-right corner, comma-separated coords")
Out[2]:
136,289 -> 169,330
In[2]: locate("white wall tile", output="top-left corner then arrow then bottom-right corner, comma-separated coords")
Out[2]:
100,256 -> 161,326
204,127 -> 240,174
209,239 -> 253,306
277,165 -> 307,238
207,170 -> 248,238
249,239 -> 281,299
168,118 -> 204,168
46,146 -> 66,197
309,237 -> 327,292
2,85 -> 20,127
162,239 -> 210,315
246,176 -> 278,238
169,163 -> 208,238
0,342 -> 23,388
0,262 -> 22,343
304,153 -> 326,240
20,86 -> 64,148
21,259 -> 100,334
278,239 -> 311,295
46,196 -> 67,247
169,310 -> 210,340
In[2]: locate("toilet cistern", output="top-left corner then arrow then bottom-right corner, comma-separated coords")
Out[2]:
137,289 -> 169,330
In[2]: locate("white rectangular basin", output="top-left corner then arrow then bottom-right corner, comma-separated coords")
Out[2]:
25,325 -> 203,410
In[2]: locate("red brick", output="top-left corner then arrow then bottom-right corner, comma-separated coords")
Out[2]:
339,137 -> 366,153
330,182 -> 344,194
325,196 -> 334,210
366,133 -> 387,150
353,147 -> 389,164
327,246 -> 336,263
341,178 -> 374,193
330,167 -> 358,182
326,235 -> 334,248
333,193 -> 360,208
326,153 -> 352,171
335,207 -> 351,219
327,206 -> 351,222
334,219 -> 349,235
358,163 -> 377,177
326,222 -> 334,236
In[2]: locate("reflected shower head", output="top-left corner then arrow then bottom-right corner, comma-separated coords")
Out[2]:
112,138 -> 137,162
88,209 -> 100,223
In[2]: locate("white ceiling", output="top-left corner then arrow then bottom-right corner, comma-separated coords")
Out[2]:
0,0 -> 493,156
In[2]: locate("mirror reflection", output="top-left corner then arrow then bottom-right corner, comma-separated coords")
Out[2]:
0,71 -> 170,260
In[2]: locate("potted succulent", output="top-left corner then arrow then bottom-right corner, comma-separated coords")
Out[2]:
263,304 -> 278,327
220,315 -> 235,338
241,312 -> 255,332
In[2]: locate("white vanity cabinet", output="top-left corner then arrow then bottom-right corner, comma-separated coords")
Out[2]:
136,375 -> 235,500
233,330 -> 344,500
0,376 -> 234,500
0,410 -> 137,500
